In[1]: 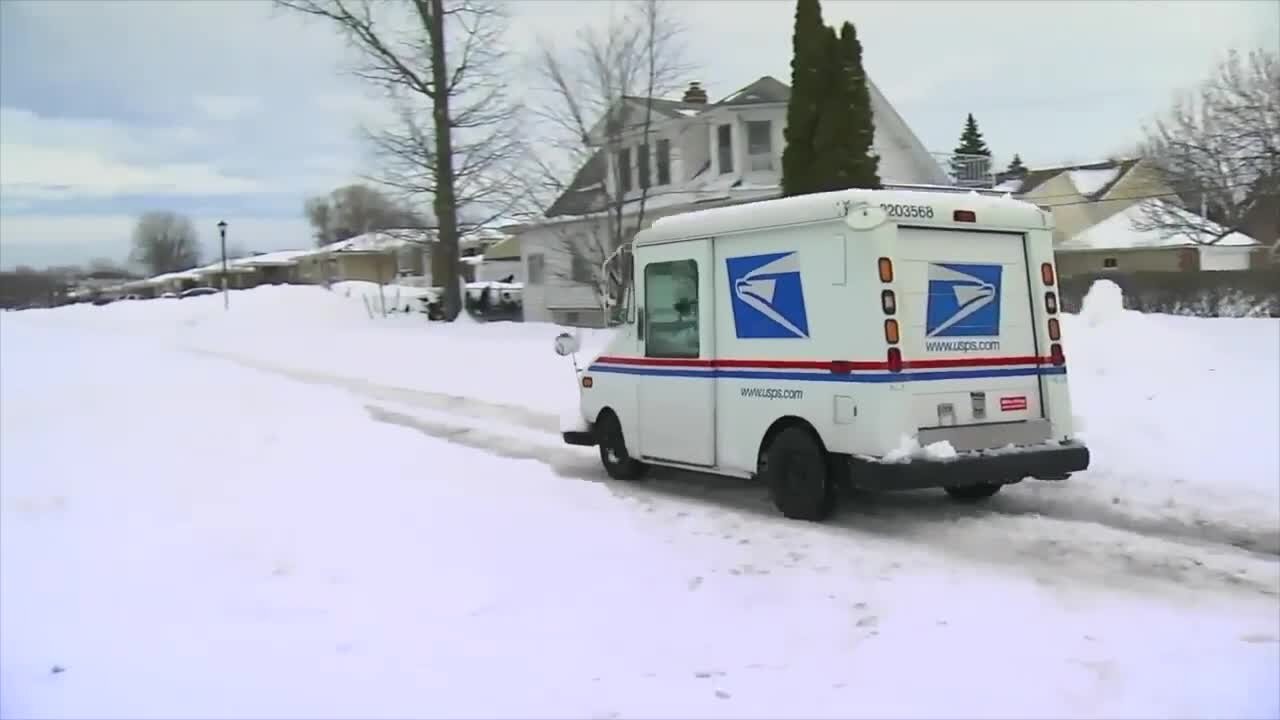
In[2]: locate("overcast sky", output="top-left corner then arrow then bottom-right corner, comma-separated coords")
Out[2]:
1,0 -> 1276,270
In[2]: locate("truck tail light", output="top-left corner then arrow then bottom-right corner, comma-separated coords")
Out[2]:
1045,292 -> 1058,314
887,347 -> 903,372
1041,262 -> 1055,286
884,318 -> 900,344
1048,318 -> 1061,341
953,209 -> 976,223
878,257 -> 894,283
1049,343 -> 1065,366
881,289 -> 896,315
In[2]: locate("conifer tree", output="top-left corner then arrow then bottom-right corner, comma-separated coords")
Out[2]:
781,0 -> 826,197
1003,153 -> 1028,179
835,21 -> 880,189
950,113 -> 992,185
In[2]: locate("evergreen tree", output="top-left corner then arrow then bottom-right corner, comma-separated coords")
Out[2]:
950,113 -> 992,185
1004,153 -> 1028,179
809,25 -> 846,193
835,21 -> 879,189
781,0 -> 826,197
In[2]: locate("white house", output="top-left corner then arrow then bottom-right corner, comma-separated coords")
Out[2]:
517,76 -> 969,327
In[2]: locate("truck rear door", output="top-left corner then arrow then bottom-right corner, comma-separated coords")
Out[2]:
895,226 -> 1045,431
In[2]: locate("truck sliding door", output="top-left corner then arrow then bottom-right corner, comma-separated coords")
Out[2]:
636,238 -> 715,466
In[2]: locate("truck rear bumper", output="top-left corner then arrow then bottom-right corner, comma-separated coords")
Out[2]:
847,441 -> 1090,492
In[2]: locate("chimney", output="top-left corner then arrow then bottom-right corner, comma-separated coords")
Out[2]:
682,81 -> 708,105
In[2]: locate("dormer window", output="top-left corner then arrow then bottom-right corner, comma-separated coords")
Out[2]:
717,124 -> 733,174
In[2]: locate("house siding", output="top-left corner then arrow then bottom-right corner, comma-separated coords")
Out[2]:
1056,247 -> 1197,276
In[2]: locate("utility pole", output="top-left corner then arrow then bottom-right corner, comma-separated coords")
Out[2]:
217,220 -> 229,310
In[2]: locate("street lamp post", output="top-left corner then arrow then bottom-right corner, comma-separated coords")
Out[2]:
217,220 -> 229,310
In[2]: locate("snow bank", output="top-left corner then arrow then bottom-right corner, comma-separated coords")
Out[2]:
1079,278 -> 1127,327
3,320 -> 1277,719
6,282 -> 1277,552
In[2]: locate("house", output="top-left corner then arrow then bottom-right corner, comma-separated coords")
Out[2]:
472,234 -> 523,283
1054,199 -> 1262,275
233,250 -> 314,284
295,230 -> 430,285
518,75 -> 972,327
1003,157 -> 1271,275
1002,158 -> 1174,246
191,259 -> 259,290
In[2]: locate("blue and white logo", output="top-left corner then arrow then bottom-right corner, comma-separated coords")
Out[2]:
925,262 -> 1002,337
726,251 -> 810,339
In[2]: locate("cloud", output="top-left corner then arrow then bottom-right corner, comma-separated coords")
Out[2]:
192,95 -> 264,123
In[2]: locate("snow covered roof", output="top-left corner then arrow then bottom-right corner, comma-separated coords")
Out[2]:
1059,200 -> 1262,252
233,249 -> 314,267
1013,158 -> 1140,199
320,230 -> 430,254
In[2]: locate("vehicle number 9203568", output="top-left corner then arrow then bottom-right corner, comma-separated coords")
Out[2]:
880,203 -> 934,219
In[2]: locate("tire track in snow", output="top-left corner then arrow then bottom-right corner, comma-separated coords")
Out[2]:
189,345 -> 1280,564
364,403 -> 1279,601
186,346 -> 562,434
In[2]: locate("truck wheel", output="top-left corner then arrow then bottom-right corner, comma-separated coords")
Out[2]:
595,411 -> 647,481
763,427 -> 836,521
944,482 -> 1002,502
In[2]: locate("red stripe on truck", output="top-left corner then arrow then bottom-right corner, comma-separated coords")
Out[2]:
594,355 -> 1054,371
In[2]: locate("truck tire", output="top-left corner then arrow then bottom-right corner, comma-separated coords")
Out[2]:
944,482 -> 1002,502
596,411 -> 647,481
763,427 -> 836,521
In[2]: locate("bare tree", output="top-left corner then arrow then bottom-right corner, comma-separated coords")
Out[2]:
304,183 -> 428,247
1136,48 -> 1280,245
275,0 -> 522,321
129,211 -> 201,275
530,0 -> 693,315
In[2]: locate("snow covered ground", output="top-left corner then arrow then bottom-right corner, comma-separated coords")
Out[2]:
2,283 -> 1278,718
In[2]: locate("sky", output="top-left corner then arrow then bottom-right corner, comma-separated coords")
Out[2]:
1,0 -> 1276,271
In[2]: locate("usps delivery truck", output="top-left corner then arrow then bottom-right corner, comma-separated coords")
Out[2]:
557,187 -> 1090,521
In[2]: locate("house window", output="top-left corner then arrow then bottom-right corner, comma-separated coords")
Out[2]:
638,144 -> 651,190
570,252 -> 594,283
527,253 -> 546,284
656,139 -> 671,185
616,148 -> 632,193
1103,257 -> 1118,269
746,120 -> 773,171
717,124 -> 733,174
644,259 -> 699,359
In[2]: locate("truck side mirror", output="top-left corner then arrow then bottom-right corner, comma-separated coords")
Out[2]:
553,332 -> 579,356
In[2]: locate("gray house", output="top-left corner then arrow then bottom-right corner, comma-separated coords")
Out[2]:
518,75 -> 964,327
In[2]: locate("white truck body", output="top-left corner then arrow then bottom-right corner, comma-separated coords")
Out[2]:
561,187 -> 1090,518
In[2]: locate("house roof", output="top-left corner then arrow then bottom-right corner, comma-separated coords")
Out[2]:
714,76 -> 791,106
1059,199 -> 1261,252
483,235 -> 522,260
543,72 -> 948,217
545,150 -> 608,218
319,229 -> 430,254
1015,158 -> 1141,199
619,95 -> 707,119
233,249 -> 313,267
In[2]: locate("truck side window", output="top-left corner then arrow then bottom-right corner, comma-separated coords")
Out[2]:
644,259 -> 699,358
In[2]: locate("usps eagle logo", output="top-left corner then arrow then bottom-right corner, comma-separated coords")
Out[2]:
925,263 -> 1003,337
726,252 -> 810,339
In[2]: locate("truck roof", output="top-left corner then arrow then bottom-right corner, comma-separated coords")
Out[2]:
635,187 -> 1050,247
